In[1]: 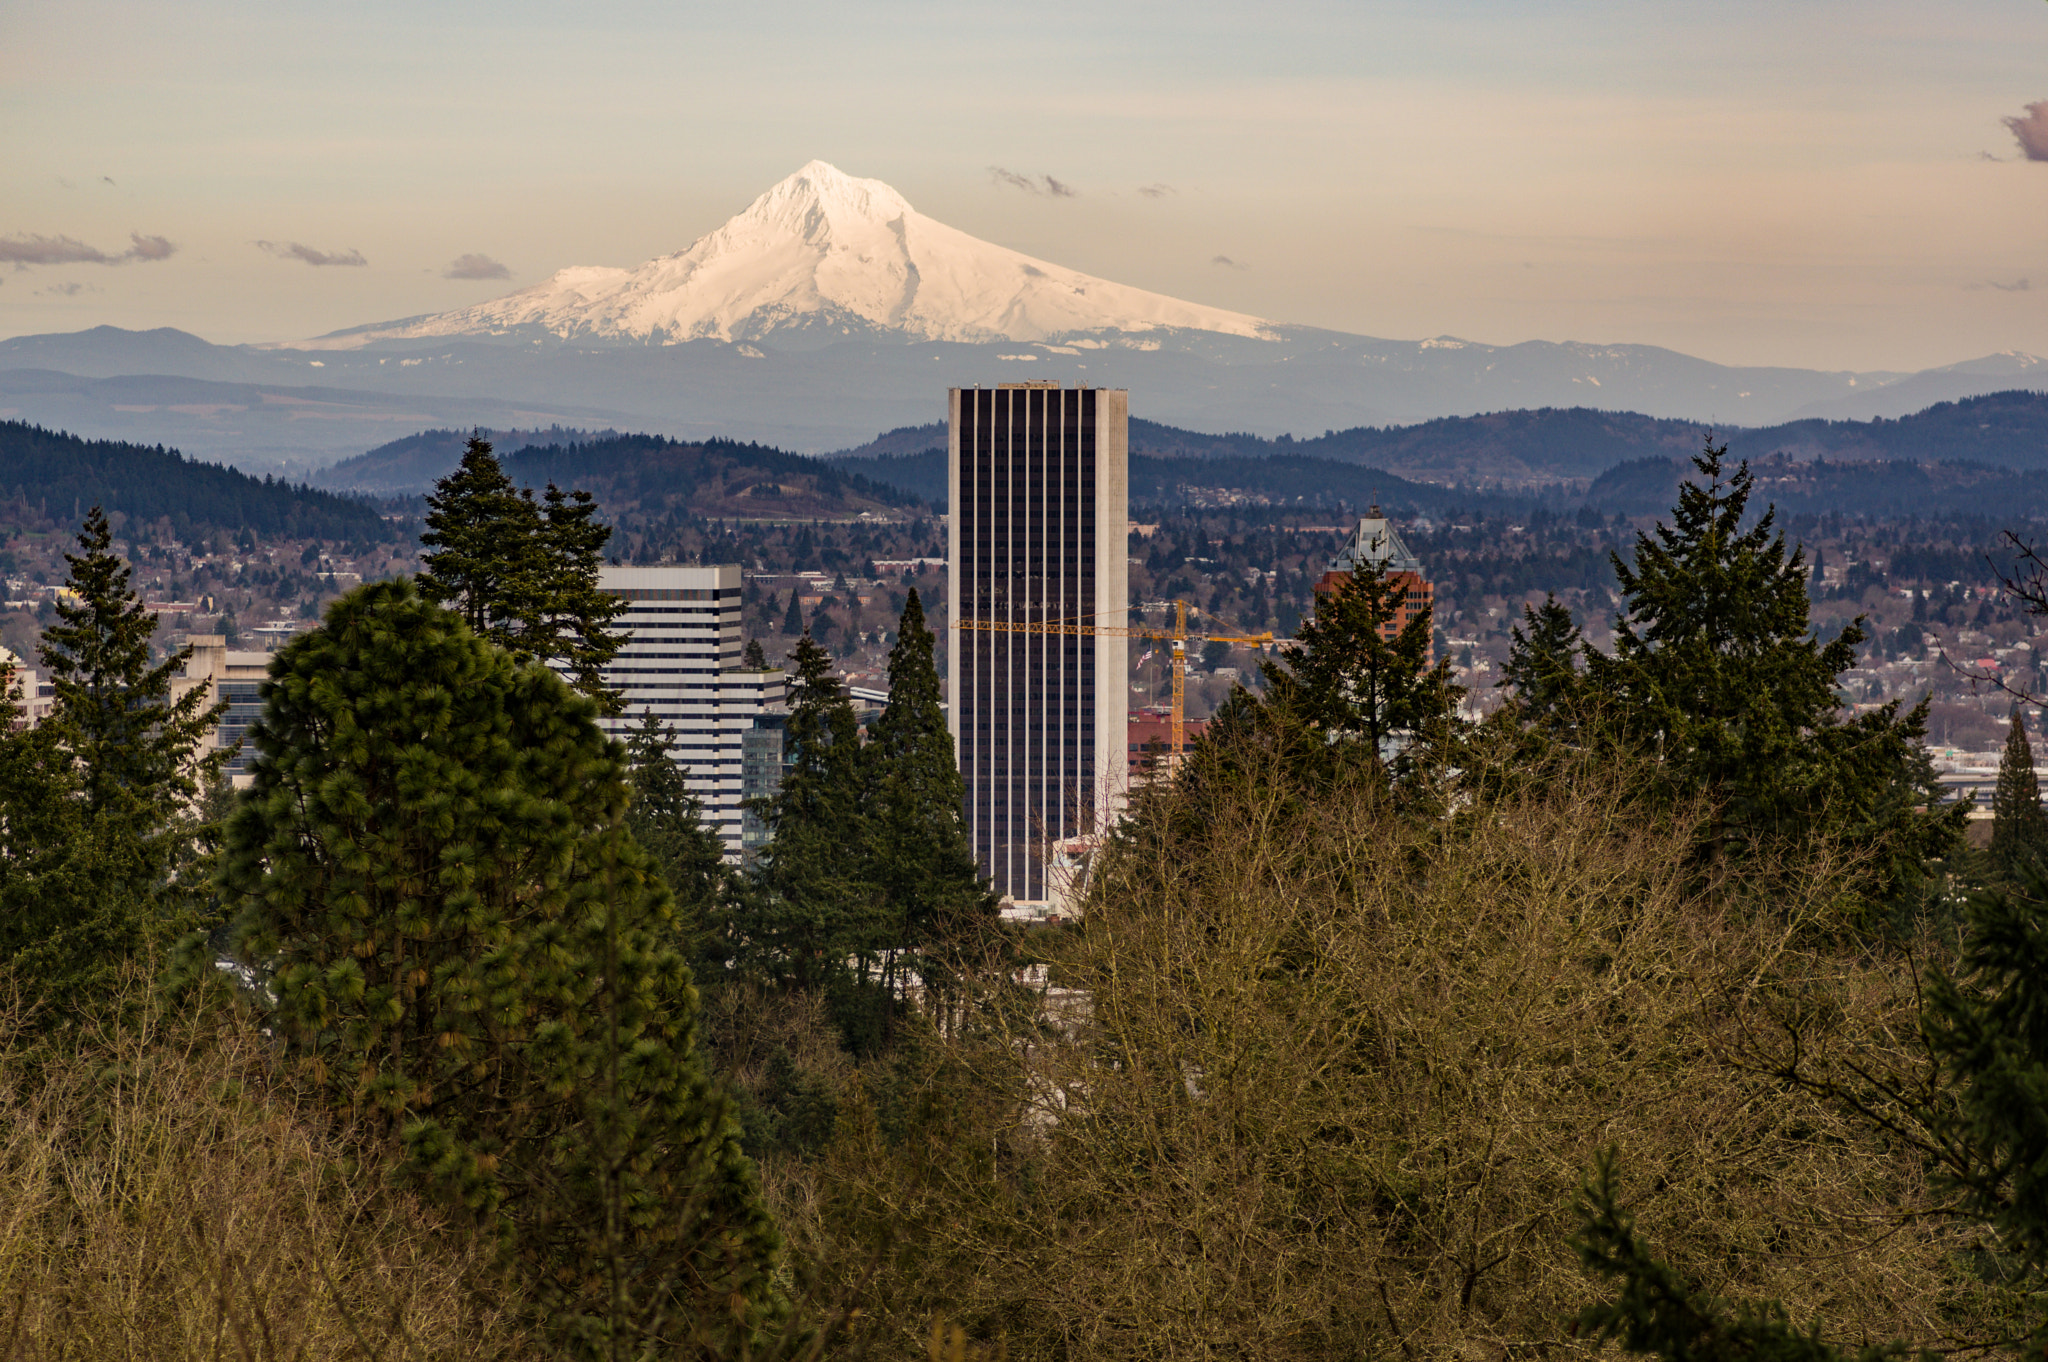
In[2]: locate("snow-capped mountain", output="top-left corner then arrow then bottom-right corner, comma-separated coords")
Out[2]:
312,161 -> 1275,349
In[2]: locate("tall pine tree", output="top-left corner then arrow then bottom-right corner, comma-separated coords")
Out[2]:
18,506 -> 227,1003
216,580 -> 781,1356
40,505 -> 228,850
1990,707 -> 2048,886
741,633 -> 871,992
1262,557 -> 1459,775
624,707 -> 731,966
863,589 -> 995,998
417,436 -> 626,707
1582,438 -> 1959,895
1501,591 -> 1586,727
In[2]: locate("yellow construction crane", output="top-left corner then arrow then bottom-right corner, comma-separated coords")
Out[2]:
954,601 -> 1274,766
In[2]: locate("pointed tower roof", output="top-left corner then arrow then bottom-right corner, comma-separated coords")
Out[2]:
1327,505 -> 1423,576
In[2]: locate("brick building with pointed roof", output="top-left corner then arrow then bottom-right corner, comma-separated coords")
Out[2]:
1314,506 -> 1435,657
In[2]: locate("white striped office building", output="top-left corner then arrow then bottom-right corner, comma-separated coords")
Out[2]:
597,565 -> 785,857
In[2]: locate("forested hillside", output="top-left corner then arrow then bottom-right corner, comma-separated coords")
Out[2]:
504,433 -> 919,519
0,421 -> 397,541
833,390 -> 2048,488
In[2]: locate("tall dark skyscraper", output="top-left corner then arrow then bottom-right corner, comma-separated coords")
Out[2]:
947,384 -> 1129,905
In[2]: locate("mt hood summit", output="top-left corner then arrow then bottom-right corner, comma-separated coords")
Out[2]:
317,161 -> 1275,348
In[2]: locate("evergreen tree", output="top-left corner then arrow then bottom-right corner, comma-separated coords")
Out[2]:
624,707 -> 730,964
863,590 -> 995,998
1582,438 -> 1959,891
418,436 -> 626,708
215,581 -> 781,1356
0,663 -> 98,1001
741,633 -> 870,991
1990,708 -> 2048,885
14,507 -> 228,1004
40,505 -> 227,849
742,637 -> 769,669
1265,560 -> 1459,773
781,590 -> 804,636
1500,591 -> 1585,726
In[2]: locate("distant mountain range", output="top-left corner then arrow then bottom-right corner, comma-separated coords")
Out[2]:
4,162 -> 2048,467
830,391 -> 2048,491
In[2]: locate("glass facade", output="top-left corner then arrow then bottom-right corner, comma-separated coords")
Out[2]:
948,386 -> 1128,903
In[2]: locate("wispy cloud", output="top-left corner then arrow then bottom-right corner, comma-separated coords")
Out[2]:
442,252 -> 510,280
2005,102 -> 2048,161
989,166 -> 1077,198
1991,278 -> 2030,292
0,231 -> 175,266
1212,254 -> 1250,270
39,281 -> 94,297
256,240 -> 367,267
1136,183 -> 1175,199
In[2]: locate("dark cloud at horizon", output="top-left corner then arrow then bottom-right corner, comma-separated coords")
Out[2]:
1212,254 -> 1249,270
2005,102 -> 2048,161
989,166 -> 1077,198
443,252 -> 511,280
0,231 -> 175,266
1990,278 -> 2030,292
1136,183 -> 1175,198
257,240 -> 368,267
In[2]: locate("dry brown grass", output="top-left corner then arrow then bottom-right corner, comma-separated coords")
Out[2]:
781,741 -> 1983,1362
0,983 -> 541,1362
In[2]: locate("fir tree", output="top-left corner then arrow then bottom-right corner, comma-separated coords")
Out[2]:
782,590 -> 804,636
40,505 -> 228,847
1583,438 -> 1959,892
1267,558 -> 1459,772
1501,591 -> 1585,726
215,580 -> 781,1356
863,589 -> 995,999
0,662 -> 99,1000
1990,708 -> 2048,885
741,633 -> 871,991
20,507 -> 227,1001
624,706 -> 730,964
417,436 -> 626,708
742,637 -> 769,669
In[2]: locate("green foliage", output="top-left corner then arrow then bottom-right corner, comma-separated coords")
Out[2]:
0,668 -> 107,1002
417,436 -> 626,709
217,579 -> 781,1357
1990,710 -> 2048,886
861,590 -> 995,992
3,506 -> 227,1011
1579,439 -> 1960,900
1229,556 -> 1460,790
623,707 -> 730,966
0,420 -> 398,541
1501,591 -> 1585,726
740,634 -> 872,993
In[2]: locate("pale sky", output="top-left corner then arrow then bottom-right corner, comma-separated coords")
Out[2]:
3,0 -> 2045,371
